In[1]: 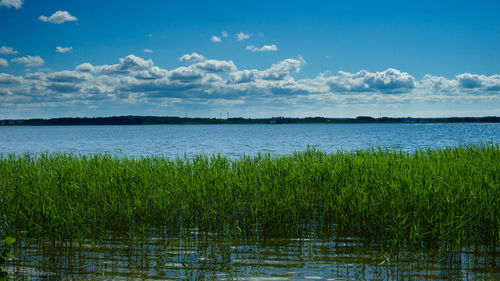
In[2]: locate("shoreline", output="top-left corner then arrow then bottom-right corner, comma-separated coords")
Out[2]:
2,115 -> 500,126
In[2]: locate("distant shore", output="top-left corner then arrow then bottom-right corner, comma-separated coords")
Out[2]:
1,115 -> 500,126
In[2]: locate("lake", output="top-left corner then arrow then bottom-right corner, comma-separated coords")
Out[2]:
1,123 -> 499,280
8,228 -> 499,280
1,123 -> 500,158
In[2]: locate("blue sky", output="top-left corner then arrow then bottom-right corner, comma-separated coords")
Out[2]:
1,0 -> 499,118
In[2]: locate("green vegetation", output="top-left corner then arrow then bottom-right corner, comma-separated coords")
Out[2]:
0,145 -> 498,244
0,236 -> 15,281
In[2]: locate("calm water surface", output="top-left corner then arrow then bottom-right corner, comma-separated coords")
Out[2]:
1,123 -> 500,157
8,229 -> 499,280
2,123 -> 499,280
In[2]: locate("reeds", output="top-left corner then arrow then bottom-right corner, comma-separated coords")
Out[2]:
0,144 -> 498,244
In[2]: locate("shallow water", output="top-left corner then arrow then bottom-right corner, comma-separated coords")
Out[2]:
1,123 -> 499,158
7,229 -> 499,280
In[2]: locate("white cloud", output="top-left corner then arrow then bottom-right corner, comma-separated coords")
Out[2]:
11,55 -> 44,67
455,73 -> 500,91
231,58 -> 303,83
0,0 -> 23,9
211,35 -> 222,43
114,55 -> 154,72
0,73 -> 22,84
0,58 -> 8,67
179,52 -> 206,62
194,60 -> 237,73
0,46 -> 18,55
75,63 -> 94,72
246,44 -> 278,52
144,49 -> 153,53
324,68 -> 415,93
168,66 -> 204,82
56,46 -> 73,53
236,32 -> 250,41
456,73 -> 483,88
39,11 -> 78,24
76,54 -> 153,74
420,75 -> 457,91
221,31 -> 228,38
47,70 -> 91,83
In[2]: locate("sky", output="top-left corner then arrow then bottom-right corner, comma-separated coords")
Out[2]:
0,0 -> 499,119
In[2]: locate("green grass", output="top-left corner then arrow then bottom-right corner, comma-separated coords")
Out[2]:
0,144 -> 498,244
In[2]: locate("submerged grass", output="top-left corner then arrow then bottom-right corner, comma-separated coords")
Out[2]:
0,144 -> 498,244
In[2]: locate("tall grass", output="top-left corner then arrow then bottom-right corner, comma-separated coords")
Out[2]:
0,144 -> 498,244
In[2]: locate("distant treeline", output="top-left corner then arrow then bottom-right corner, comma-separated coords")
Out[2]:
1,115 -> 500,126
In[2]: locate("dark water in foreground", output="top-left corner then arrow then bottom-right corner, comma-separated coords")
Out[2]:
1,123 -> 500,158
8,229 -> 499,280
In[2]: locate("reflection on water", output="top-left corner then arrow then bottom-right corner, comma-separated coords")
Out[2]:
8,229 -> 499,280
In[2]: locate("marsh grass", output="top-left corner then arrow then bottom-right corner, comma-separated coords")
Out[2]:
0,144 -> 498,244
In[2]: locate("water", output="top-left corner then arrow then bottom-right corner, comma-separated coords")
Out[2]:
8,229 -> 499,280
2,123 -> 500,280
1,123 -> 499,158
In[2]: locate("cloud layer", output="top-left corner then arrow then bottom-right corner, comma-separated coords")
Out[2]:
0,53 -> 499,118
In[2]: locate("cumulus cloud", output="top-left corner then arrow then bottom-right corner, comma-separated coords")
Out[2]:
179,52 -> 205,62
265,59 -> 302,79
231,58 -> 302,83
194,60 -> 237,73
236,32 -> 250,41
75,63 -> 94,72
0,58 -> 8,67
324,68 -> 415,93
0,73 -> 22,84
134,66 -> 168,80
211,35 -> 222,43
11,55 -> 44,67
168,66 -> 204,82
56,46 -> 72,53
0,46 -> 18,55
143,49 -> 153,53
112,55 -> 153,72
456,73 -> 500,91
47,71 -> 91,83
0,0 -> 23,9
76,55 -> 153,74
39,11 -> 78,24
221,31 -> 228,38
456,73 -> 483,89
246,44 -> 278,52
